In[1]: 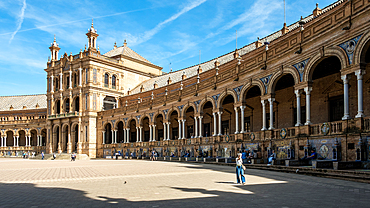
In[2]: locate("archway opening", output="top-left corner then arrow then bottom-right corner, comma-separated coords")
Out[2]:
221,95 -> 235,135
103,96 -> 116,110
63,125 -> 69,152
142,117 -> 150,142
311,56 -> 343,123
129,120 -> 136,143
6,131 -> 14,146
244,86 -> 262,132
170,111 -> 179,140
18,130 -> 26,146
73,125 -> 78,152
274,74 -> 295,128
185,106 -> 195,138
202,101 -> 214,137
117,121 -> 124,143
41,129 -> 46,146
30,130 -> 37,146
105,123 -> 112,144
155,114 -> 164,141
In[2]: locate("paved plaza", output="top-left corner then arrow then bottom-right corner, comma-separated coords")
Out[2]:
0,159 -> 370,207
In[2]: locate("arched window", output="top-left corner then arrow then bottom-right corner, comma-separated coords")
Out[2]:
112,75 -> 116,89
104,73 -> 109,87
55,78 -> 59,91
56,100 -> 61,114
65,98 -> 70,113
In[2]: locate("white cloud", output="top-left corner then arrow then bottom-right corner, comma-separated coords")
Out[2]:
9,0 -> 27,44
130,0 -> 207,46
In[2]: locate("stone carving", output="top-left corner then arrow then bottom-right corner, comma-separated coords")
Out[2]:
233,85 -> 243,101
293,58 -> 310,82
260,74 -> 272,94
338,34 -> 362,65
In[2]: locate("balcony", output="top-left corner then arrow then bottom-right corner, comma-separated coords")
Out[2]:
48,111 -> 80,119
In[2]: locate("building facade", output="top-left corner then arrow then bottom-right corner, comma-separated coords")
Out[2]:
1,0 -> 370,162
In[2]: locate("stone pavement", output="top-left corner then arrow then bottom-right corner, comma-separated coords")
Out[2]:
0,158 -> 370,208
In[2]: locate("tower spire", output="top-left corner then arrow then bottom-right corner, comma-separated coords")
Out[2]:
49,34 -> 60,61
86,20 -> 99,50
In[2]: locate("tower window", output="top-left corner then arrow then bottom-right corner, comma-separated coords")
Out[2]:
104,73 -> 109,87
112,75 -> 116,89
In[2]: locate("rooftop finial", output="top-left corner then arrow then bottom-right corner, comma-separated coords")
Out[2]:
91,19 -> 94,27
124,39 -> 127,47
236,30 -> 238,50
54,34 -> 56,42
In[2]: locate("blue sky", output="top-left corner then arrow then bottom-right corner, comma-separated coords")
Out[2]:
0,0 -> 335,96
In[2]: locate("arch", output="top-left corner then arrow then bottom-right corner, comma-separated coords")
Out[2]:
40,129 -> 47,146
218,90 -> 238,109
103,120 -> 114,130
168,107 -> 181,119
139,115 -> 150,126
240,80 -> 265,101
267,66 -> 299,94
53,124 -> 60,133
104,122 -> 112,144
142,117 -> 150,141
199,97 -> 216,113
18,130 -> 26,146
268,67 -> 300,94
182,103 -> 196,118
153,111 -> 166,122
304,47 -> 348,82
30,129 -> 37,146
353,32 -> 370,65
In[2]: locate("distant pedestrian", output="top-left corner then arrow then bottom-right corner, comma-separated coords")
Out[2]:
53,153 -> 56,160
236,153 -> 246,185
41,152 -> 44,160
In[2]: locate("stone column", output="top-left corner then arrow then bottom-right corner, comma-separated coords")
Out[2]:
194,117 -> 198,138
51,75 -> 54,93
295,90 -> 302,126
261,100 -> 267,131
355,70 -> 365,118
1,136 -> 3,147
110,130 -> 114,144
182,120 -> 186,139
59,73 -> 63,90
25,136 -> 28,147
102,131 -> 105,144
342,74 -> 350,120
153,125 -> 156,141
234,107 -> 239,134
139,127 -> 143,142
268,98 -> 275,130
69,70 -> 72,89
240,106 -> 246,133
136,127 -> 139,142
304,87 -> 312,125
149,125 -> 153,142
213,113 -> 217,136
16,136 -> 19,147
217,112 -> 223,136
167,122 -> 171,140
127,129 -> 130,143
4,136 -> 6,147
114,130 -> 118,143
163,123 -> 167,141
13,136 -> 16,147
178,120 -> 181,139
199,116 -> 203,137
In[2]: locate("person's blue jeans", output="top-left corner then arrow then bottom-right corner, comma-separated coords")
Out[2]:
236,166 -> 246,184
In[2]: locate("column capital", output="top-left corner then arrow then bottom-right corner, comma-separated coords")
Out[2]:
261,99 -> 267,105
341,74 -> 350,83
240,105 -> 246,110
217,111 -> 223,115
304,87 -> 312,94
355,69 -> 366,80
199,116 -> 203,119
268,98 -> 275,103
294,89 -> 302,96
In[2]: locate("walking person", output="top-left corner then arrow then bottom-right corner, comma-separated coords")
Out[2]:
236,153 -> 246,185
41,152 -> 44,160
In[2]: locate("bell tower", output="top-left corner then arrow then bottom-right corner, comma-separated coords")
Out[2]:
49,35 -> 60,61
86,19 -> 99,50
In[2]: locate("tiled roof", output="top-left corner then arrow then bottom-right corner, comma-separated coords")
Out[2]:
129,0 -> 344,95
0,94 -> 47,111
104,45 -> 153,64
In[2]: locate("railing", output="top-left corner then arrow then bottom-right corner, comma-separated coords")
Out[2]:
48,111 -> 80,119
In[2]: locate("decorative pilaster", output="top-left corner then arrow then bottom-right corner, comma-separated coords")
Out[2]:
341,74 -> 350,120
295,90 -> 302,126
304,87 -> 312,125
261,100 -> 267,131
234,107 -> 239,134
240,106 -> 246,133
355,70 -> 365,118
217,112 -> 223,136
